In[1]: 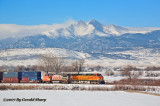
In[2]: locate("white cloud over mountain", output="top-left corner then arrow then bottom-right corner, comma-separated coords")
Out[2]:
0,19 -> 160,40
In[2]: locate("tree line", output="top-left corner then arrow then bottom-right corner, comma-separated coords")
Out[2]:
0,53 -> 85,74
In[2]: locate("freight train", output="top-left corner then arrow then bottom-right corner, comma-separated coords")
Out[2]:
0,72 -> 105,84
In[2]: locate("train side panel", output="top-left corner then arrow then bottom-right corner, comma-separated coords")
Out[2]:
43,74 -> 51,83
70,74 -> 105,84
2,72 -> 22,83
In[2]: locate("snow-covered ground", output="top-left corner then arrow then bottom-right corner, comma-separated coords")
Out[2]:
102,71 -> 160,82
86,48 -> 160,67
1,47 -> 160,66
0,90 -> 160,106
0,48 -> 90,66
103,76 -> 127,82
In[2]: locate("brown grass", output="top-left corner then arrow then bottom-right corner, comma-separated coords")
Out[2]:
0,84 -> 159,96
0,84 -> 150,91
106,78 -> 160,86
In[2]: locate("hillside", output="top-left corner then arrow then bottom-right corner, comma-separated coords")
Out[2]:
0,47 -> 160,66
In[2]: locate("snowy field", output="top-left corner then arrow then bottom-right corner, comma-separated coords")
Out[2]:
1,48 -> 160,66
0,90 -> 160,106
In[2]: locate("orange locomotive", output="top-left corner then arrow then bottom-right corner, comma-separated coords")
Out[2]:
42,74 -> 68,83
43,74 -> 52,83
42,73 -> 105,84
68,74 -> 105,84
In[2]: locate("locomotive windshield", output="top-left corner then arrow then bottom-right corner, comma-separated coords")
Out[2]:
97,74 -> 102,76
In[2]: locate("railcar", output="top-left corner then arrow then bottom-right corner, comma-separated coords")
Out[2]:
68,74 -> 105,84
42,74 -> 68,84
1,72 -> 22,83
21,72 -> 41,83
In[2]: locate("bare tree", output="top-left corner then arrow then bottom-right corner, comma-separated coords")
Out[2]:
105,70 -> 114,76
71,59 -> 85,74
120,66 -> 142,79
71,60 -> 79,72
0,66 -> 8,72
120,69 -> 132,79
78,59 -> 85,74
120,66 -> 133,79
95,65 -> 103,72
38,53 -> 65,74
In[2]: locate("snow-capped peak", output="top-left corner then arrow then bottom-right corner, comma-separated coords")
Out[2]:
42,20 -> 160,38
103,24 -> 129,36
88,19 -> 102,25
1,19 -> 160,40
77,20 -> 86,26
66,20 -> 94,36
87,19 -> 104,32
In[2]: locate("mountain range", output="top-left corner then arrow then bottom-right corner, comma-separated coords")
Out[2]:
0,20 -> 160,52
0,19 -> 160,66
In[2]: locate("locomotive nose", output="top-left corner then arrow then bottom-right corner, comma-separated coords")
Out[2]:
100,76 -> 104,80
100,76 -> 105,84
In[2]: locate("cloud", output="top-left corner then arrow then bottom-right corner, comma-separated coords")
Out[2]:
0,24 -> 51,39
0,18 -> 76,40
63,18 -> 76,26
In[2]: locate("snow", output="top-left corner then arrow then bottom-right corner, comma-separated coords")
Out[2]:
85,48 -> 160,67
0,90 -> 160,106
67,20 -> 95,36
0,48 -> 91,66
0,48 -> 88,57
1,19 -> 160,40
44,20 -> 160,38
103,76 -> 127,82
1,47 -> 160,66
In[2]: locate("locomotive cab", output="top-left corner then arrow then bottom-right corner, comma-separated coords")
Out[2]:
42,74 -> 52,83
93,74 -> 105,84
